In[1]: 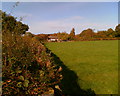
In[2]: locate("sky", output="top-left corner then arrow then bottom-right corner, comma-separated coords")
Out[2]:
2,2 -> 118,34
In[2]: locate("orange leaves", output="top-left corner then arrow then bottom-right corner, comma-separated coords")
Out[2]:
7,80 -> 11,83
58,66 -> 62,72
36,57 -> 42,63
46,61 -> 51,68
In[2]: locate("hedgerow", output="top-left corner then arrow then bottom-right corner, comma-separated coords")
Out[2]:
2,11 -> 62,95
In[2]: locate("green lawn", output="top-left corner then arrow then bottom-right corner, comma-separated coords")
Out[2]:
45,40 -> 118,94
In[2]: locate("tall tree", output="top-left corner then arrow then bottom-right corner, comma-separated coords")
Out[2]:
69,28 -> 75,40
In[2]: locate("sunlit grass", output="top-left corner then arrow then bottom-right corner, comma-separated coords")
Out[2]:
46,40 -> 118,94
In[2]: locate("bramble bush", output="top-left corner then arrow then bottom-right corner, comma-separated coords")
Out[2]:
2,11 -> 62,95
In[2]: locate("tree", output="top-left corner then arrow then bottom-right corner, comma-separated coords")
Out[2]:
115,24 -> 120,37
35,34 -> 48,41
96,31 -> 107,38
106,28 -> 114,37
79,28 -> 95,40
69,28 -> 75,40
2,11 -> 29,36
25,32 -> 34,38
57,32 -> 69,41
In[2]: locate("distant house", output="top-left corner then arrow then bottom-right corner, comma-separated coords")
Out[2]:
48,36 -> 59,42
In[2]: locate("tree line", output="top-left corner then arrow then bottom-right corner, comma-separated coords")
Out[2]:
33,25 -> 120,42
55,25 -> 120,41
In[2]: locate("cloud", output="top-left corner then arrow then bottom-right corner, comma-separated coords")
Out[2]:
28,16 -> 117,34
29,16 -> 83,34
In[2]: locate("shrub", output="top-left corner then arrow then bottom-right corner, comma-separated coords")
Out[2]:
2,11 -> 62,95
2,35 -> 62,95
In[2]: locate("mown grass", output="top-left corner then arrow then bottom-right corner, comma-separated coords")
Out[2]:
45,40 -> 118,94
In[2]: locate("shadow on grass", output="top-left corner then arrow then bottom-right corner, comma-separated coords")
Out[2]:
46,48 -> 96,96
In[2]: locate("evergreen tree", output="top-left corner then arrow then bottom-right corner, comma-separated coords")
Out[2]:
69,28 -> 75,40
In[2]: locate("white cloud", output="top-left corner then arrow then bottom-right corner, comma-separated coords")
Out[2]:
28,16 -> 117,34
29,16 -> 84,34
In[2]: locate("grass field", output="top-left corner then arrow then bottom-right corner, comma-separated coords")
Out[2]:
45,40 -> 118,94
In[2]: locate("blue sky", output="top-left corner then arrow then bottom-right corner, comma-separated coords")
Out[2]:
2,2 -> 118,34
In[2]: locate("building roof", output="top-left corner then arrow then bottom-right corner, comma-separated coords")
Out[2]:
48,36 -> 58,39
